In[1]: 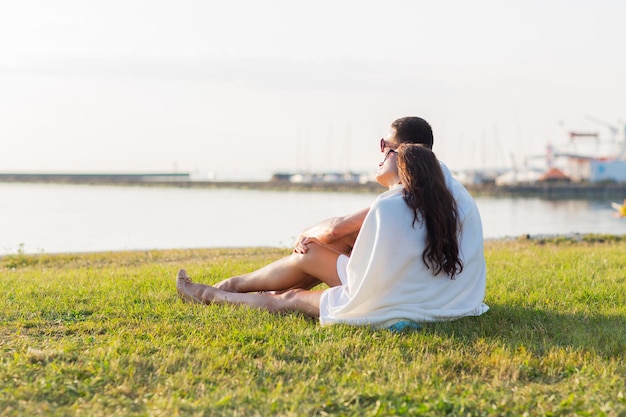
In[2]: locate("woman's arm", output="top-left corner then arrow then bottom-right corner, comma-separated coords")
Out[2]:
294,207 -> 370,254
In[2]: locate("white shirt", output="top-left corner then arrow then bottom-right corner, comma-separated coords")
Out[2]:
319,162 -> 489,328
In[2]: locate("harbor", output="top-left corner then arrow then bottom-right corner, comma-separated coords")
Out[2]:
2,117 -> 625,199
1,172 -> 626,200
1,172 -> 626,198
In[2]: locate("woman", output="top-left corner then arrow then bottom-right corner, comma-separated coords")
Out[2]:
176,143 -> 488,328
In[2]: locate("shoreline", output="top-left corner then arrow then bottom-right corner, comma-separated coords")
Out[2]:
1,174 -> 626,199
3,233 -> 624,258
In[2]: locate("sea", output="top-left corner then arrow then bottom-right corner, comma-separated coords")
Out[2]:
2,182 -> 625,255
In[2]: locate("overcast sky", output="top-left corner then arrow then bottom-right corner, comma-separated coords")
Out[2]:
1,0 -> 625,179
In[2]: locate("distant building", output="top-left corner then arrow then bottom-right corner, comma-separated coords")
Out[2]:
494,169 -> 542,186
538,167 -> 570,182
589,160 -> 626,182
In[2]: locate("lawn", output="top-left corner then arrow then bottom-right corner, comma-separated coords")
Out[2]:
1,237 -> 625,416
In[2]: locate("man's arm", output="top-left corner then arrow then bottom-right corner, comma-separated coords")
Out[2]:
294,207 -> 370,255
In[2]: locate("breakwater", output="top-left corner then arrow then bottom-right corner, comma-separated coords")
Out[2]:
1,173 -> 625,199
471,182 -> 626,199
0,172 -> 190,184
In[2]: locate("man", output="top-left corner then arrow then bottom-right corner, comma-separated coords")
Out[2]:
294,116 -> 435,256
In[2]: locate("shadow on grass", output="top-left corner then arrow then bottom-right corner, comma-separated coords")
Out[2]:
425,303 -> 626,359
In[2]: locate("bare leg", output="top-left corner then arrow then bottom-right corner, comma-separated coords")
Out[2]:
177,269 -> 322,317
213,242 -> 342,293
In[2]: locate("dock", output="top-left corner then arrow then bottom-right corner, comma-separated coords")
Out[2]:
1,172 -> 625,199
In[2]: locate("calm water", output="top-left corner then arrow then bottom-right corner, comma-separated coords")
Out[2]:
2,183 -> 625,254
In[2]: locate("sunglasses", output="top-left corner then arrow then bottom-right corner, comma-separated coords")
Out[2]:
380,137 -> 398,153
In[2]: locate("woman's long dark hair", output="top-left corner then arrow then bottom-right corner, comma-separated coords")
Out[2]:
397,144 -> 463,279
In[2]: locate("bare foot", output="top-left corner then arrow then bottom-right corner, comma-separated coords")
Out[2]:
176,269 -> 204,304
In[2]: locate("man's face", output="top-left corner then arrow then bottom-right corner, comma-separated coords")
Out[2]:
376,129 -> 400,187
380,129 -> 400,152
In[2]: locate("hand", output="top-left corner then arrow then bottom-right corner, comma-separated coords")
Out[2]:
293,236 -> 320,254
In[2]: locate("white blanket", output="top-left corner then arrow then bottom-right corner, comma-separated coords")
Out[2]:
319,162 -> 489,328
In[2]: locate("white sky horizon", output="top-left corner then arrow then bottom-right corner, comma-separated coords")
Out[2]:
1,0 -> 625,180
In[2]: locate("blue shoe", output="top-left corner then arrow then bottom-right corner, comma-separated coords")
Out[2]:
387,321 -> 422,333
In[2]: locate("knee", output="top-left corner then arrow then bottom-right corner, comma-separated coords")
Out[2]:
292,241 -> 324,261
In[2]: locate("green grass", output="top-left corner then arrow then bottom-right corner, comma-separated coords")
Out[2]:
1,238 -> 625,416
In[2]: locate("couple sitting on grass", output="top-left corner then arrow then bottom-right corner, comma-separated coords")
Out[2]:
176,116 -> 489,330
